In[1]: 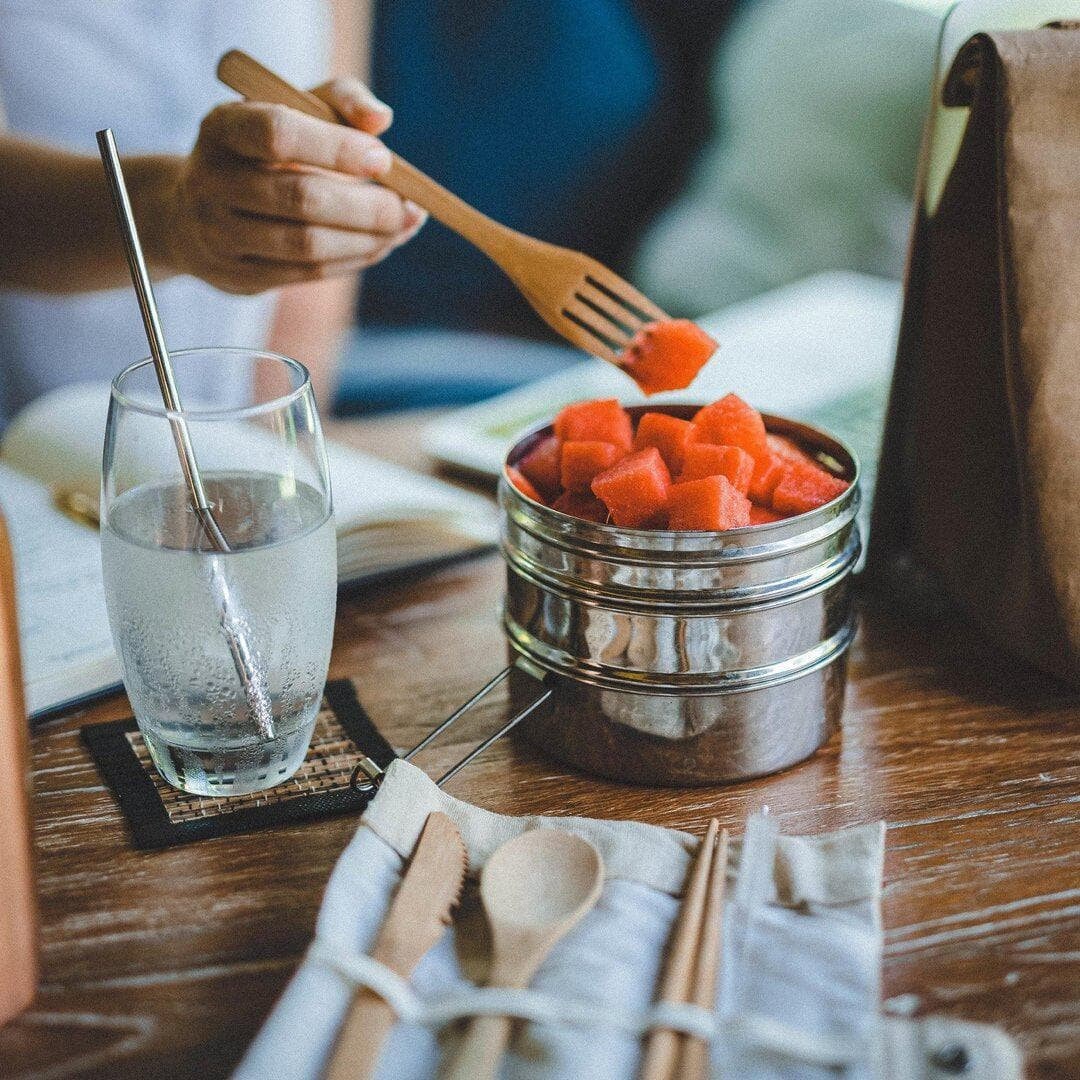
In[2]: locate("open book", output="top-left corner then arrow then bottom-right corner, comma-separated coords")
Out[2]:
0,384 -> 498,721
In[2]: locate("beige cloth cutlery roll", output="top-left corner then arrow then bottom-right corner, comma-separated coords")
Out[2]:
234,760 -> 1020,1079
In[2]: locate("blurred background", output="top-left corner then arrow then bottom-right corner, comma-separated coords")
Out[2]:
338,0 -> 946,412
0,0 -> 952,418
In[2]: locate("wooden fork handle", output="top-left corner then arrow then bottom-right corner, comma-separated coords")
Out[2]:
323,988 -> 398,1080
217,50 -> 515,258
218,49 -> 337,122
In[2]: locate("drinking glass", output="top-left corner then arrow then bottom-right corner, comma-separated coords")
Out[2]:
101,349 -> 336,796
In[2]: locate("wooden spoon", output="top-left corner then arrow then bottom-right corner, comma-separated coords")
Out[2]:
442,829 -> 604,1080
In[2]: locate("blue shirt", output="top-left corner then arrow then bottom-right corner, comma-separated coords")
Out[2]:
360,0 -> 733,336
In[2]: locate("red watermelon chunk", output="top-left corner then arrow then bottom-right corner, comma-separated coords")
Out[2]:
693,394 -> 768,460
766,432 -> 818,467
553,398 -> 632,450
530,393 -> 852,529
749,504 -> 785,525
591,447 -> 671,528
679,443 -> 754,493
633,412 -> 695,473
552,490 -> 609,523
518,434 -> 562,498
507,466 -> 543,503
667,475 -> 751,531
747,455 -> 785,504
618,319 -> 717,395
561,440 -> 622,492
771,461 -> 849,514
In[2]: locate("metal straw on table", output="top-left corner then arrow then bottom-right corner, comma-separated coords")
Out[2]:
350,661 -> 554,792
95,128 -> 274,740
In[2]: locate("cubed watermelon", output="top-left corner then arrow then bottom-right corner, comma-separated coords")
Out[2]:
679,443 -> 754,492
507,466 -> 543,503
766,432 -> 818,467
747,455 -> 785,505
667,475 -> 751,531
517,434 -> 562,498
591,447 -> 671,528
771,461 -> 849,514
692,394 -> 768,460
749,504 -> 785,525
619,319 -> 717,395
561,440 -> 622,492
552,490 -> 609,523
553,399 -> 633,450
633,412 -> 695,473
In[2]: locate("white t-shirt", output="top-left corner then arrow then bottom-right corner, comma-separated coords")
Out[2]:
0,0 -> 330,425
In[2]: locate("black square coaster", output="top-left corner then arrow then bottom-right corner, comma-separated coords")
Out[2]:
81,679 -> 396,850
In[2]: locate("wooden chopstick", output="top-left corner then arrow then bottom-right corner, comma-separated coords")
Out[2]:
675,828 -> 729,1080
639,818 -> 719,1080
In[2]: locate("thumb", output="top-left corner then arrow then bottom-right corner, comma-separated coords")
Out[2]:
311,76 -> 393,136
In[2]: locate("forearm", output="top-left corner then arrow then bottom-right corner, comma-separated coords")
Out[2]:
266,276 -> 355,411
0,13 -> 414,303
0,132 -> 180,293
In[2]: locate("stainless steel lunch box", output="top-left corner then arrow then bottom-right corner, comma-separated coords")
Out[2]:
501,405 -> 860,786
352,405 -> 859,793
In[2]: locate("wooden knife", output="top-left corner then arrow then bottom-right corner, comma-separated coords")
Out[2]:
324,811 -> 467,1080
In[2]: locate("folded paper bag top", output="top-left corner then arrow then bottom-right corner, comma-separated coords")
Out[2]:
870,26 -> 1080,685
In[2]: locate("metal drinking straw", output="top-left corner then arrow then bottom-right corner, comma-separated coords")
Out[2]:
96,128 -> 274,739
350,662 -> 554,792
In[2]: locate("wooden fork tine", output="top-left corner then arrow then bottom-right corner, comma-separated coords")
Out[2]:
583,266 -> 669,324
558,305 -> 627,362
572,282 -> 640,338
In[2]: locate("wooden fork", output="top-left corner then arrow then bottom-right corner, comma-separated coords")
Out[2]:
217,50 -> 669,370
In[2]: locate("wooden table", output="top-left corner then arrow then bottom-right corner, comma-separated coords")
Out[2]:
2,412 -> 1078,1080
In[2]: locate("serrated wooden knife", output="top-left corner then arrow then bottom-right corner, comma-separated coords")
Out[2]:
324,811 -> 467,1080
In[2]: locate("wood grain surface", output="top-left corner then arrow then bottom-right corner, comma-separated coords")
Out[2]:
0,413 -> 1077,1080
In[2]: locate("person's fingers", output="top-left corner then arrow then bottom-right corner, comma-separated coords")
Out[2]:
396,200 -> 428,243
221,211 -> 396,264
199,101 -> 392,176
311,77 -> 393,136
222,166 -> 411,234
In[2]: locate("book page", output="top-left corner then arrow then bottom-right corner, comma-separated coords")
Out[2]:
325,441 -> 497,542
0,463 -> 120,718
0,383 -> 109,505
0,384 -> 498,718
2,382 -> 498,545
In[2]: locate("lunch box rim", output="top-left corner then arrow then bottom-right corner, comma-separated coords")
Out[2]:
504,613 -> 858,695
501,529 -> 861,614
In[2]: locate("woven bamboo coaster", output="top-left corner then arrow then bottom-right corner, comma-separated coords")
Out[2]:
81,679 -> 394,849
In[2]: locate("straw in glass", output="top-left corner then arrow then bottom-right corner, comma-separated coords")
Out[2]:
96,128 -> 274,741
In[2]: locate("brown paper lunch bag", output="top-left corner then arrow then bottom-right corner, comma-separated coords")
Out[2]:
868,26 -> 1080,685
